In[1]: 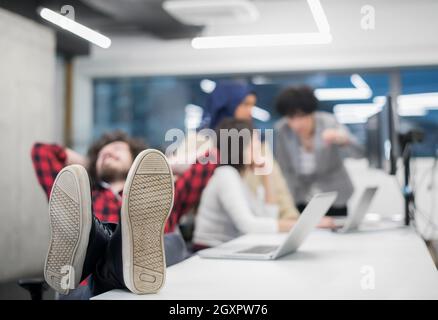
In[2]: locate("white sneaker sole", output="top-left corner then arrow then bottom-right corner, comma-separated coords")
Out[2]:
121,149 -> 174,294
44,165 -> 92,295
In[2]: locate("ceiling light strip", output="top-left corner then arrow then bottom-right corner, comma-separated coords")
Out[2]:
191,0 -> 332,49
39,8 -> 111,49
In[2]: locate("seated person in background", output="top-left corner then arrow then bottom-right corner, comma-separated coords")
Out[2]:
31,131 -> 187,299
166,80 -> 306,235
193,118 -> 327,249
274,86 -> 365,216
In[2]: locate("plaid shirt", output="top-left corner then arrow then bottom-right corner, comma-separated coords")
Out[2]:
32,143 -> 218,231
165,156 -> 217,233
31,143 -> 122,224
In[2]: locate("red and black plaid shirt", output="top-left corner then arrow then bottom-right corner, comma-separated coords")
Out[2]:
31,143 -> 121,224
165,155 -> 218,233
31,143 -> 218,231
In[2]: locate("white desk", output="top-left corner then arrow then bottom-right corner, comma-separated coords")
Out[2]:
93,227 -> 438,300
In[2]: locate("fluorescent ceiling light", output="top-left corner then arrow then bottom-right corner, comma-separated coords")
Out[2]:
185,104 -> 204,129
397,92 -> 438,116
315,74 -> 372,101
334,92 -> 438,121
307,0 -> 330,33
191,0 -> 332,49
200,79 -> 216,93
333,97 -> 385,124
397,106 -> 428,117
192,33 -> 332,49
333,104 -> 381,124
251,75 -> 272,85
397,92 -> 438,108
334,114 -> 367,124
39,8 -> 111,49
252,106 -> 271,122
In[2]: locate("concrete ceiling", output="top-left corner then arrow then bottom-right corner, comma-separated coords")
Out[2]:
80,0 -> 438,75
0,0 -> 203,56
3,0 -> 438,68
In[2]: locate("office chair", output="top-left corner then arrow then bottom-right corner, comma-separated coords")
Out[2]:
18,278 -> 48,300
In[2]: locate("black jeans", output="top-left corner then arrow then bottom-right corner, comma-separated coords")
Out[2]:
60,224 -> 189,299
297,203 -> 348,217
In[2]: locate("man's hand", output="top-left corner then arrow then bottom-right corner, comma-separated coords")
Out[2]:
280,216 -> 335,231
278,218 -> 296,232
317,216 -> 336,229
321,128 -> 350,146
66,148 -> 88,167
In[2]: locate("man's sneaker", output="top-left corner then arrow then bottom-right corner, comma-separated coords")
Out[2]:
44,165 -> 92,295
121,149 -> 174,294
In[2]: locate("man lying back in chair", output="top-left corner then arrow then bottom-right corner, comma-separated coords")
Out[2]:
31,131 -> 187,299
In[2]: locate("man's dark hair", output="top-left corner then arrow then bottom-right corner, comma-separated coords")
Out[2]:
215,118 -> 254,173
87,130 -> 147,185
275,86 -> 318,117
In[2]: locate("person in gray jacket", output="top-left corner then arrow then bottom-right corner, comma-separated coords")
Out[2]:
274,86 -> 364,216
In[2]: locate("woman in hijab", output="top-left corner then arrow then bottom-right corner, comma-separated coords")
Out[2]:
169,80 -> 256,175
203,80 -> 256,130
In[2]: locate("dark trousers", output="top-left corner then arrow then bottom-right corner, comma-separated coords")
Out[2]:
60,223 -> 189,300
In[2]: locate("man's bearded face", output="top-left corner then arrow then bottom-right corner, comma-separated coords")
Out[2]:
96,141 -> 133,183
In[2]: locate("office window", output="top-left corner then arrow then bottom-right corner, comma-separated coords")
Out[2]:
94,77 -> 208,149
93,69 -> 436,156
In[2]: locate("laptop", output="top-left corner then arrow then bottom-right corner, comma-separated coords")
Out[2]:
332,186 -> 378,233
197,192 -> 338,260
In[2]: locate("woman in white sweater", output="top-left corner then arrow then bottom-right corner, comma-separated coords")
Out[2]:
193,118 -> 296,249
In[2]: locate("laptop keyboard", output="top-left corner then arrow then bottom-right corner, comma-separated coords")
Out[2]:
237,245 -> 279,254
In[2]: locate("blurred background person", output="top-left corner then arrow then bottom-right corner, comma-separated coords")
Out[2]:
169,80 -> 257,176
167,81 -> 337,243
193,119 -> 296,249
169,80 -> 301,221
274,86 -> 364,216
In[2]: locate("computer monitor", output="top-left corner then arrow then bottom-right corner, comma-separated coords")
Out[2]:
366,96 -> 400,175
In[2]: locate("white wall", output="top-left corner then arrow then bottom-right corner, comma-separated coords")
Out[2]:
54,56 -> 66,144
0,8 -> 56,281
